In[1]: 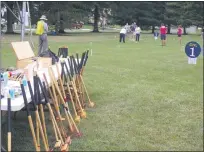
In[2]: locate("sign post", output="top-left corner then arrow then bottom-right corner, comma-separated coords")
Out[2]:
185,41 -> 201,65
21,2 -> 26,41
90,42 -> 92,56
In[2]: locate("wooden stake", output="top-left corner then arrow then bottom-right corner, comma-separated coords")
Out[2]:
59,62 -> 81,123
34,81 -> 40,150
79,75 -> 95,107
50,64 -> 81,136
36,76 -> 67,149
35,109 -> 40,150
43,73 -> 62,120
50,114 -> 61,148
68,57 -> 86,118
39,104 -> 49,146
73,55 -> 86,107
62,63 -> 78,118
49,67 -> 74,132
42,79 -> 67,139
20,82 -> 42,151
35,78 -> 49,148
78,51 -> 95,107
30,77 -> 49,151
7,97 -> 11,152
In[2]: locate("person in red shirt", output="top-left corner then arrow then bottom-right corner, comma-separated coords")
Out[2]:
177,25 -> 183,45
160,23 -> 167,46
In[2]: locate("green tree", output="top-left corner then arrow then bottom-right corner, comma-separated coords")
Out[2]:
186,2 -> 203,27
163,2 -> 181,34
164,2 -> 203,34
71,2 -> 111,32
151,2 -> 166,33
31,2 -> 87,33
176,2 -> 194,34
111,2 -> 137,25
111,2 -> 165,33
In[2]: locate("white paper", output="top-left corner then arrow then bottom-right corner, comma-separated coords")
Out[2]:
19,11 -> 29,26
188,57 -> 197,64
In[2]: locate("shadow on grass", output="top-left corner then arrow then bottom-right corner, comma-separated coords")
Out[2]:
49,31 -> 121,36
3,31 -> 120,37
3,31 -> 202,37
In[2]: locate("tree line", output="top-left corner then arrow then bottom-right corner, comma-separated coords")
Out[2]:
2,1 -> 203,34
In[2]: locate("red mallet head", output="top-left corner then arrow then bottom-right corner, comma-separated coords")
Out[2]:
72,131 -> 83,138
76,132 -> 83,138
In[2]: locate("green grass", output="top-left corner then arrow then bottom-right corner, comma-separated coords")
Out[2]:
1,33 -> 203,151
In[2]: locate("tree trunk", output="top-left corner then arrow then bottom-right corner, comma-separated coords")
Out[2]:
59,17 -> 65,33
93,5 -> 99,32
167,24 -> 171,34
6,2 -> 14,34
136,17 -> 140,27
183,27 -> 187,35
55,20 -> 59,35
152,25 -> 155,34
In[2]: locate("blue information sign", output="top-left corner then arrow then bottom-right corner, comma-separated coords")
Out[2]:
185,41 -> 201,58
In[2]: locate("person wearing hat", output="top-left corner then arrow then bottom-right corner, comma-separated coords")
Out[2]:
36,15 -> 49,55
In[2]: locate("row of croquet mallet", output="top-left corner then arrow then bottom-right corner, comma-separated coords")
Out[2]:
6,50 -> 94,151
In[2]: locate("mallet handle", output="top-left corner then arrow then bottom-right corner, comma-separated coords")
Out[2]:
84,50 -> 89,66
76,53 -> 80,68
37,76 -> 65,145
20,83 -> 39,151
7,98 -> 11,152
68,58 -> 74,77
79,52 -> 86,71
63,62 -> 72,81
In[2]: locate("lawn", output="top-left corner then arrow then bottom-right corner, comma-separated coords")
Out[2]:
1,32 -> 203,151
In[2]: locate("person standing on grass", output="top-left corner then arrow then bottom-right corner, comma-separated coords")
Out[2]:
125,23 -> 129,31
133,22 -> 137,29
130,23 -> 136,41
36,15 -> 49,55
135,26 -> 141,42
154,30 -> 159,40
119,27 -> 126,43
177,25 -> 183,45
160,23 -> 167,46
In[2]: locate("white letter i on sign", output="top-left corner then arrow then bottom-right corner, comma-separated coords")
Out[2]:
190,47 -> 195,57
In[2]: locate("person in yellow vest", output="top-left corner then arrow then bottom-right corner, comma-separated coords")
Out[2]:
36,15 -> 48,55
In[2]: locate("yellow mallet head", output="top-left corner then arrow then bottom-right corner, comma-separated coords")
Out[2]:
75,115 -> 80,123
80,110 -> 87,119
61,58 -> 65,63
89,101 -> 95,108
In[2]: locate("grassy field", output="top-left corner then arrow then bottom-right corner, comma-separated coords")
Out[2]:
1,32 -> 203,151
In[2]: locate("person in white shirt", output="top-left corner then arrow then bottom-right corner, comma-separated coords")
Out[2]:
135,26 -> 141,42
130,23 -> 137,41
125,23 -> 129,29
119,27 -> 126,43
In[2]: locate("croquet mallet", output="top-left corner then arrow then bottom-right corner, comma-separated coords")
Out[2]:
60,61 -> 80,123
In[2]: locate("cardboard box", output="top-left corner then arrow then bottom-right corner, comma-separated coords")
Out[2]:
16,58 -> 36,69
11,41 -> 36,69
24,61 -> 37,80
16,57 -> 52,69
11,41 -> 35,60
37,57 -> 52,69
11,41 -> 52,69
